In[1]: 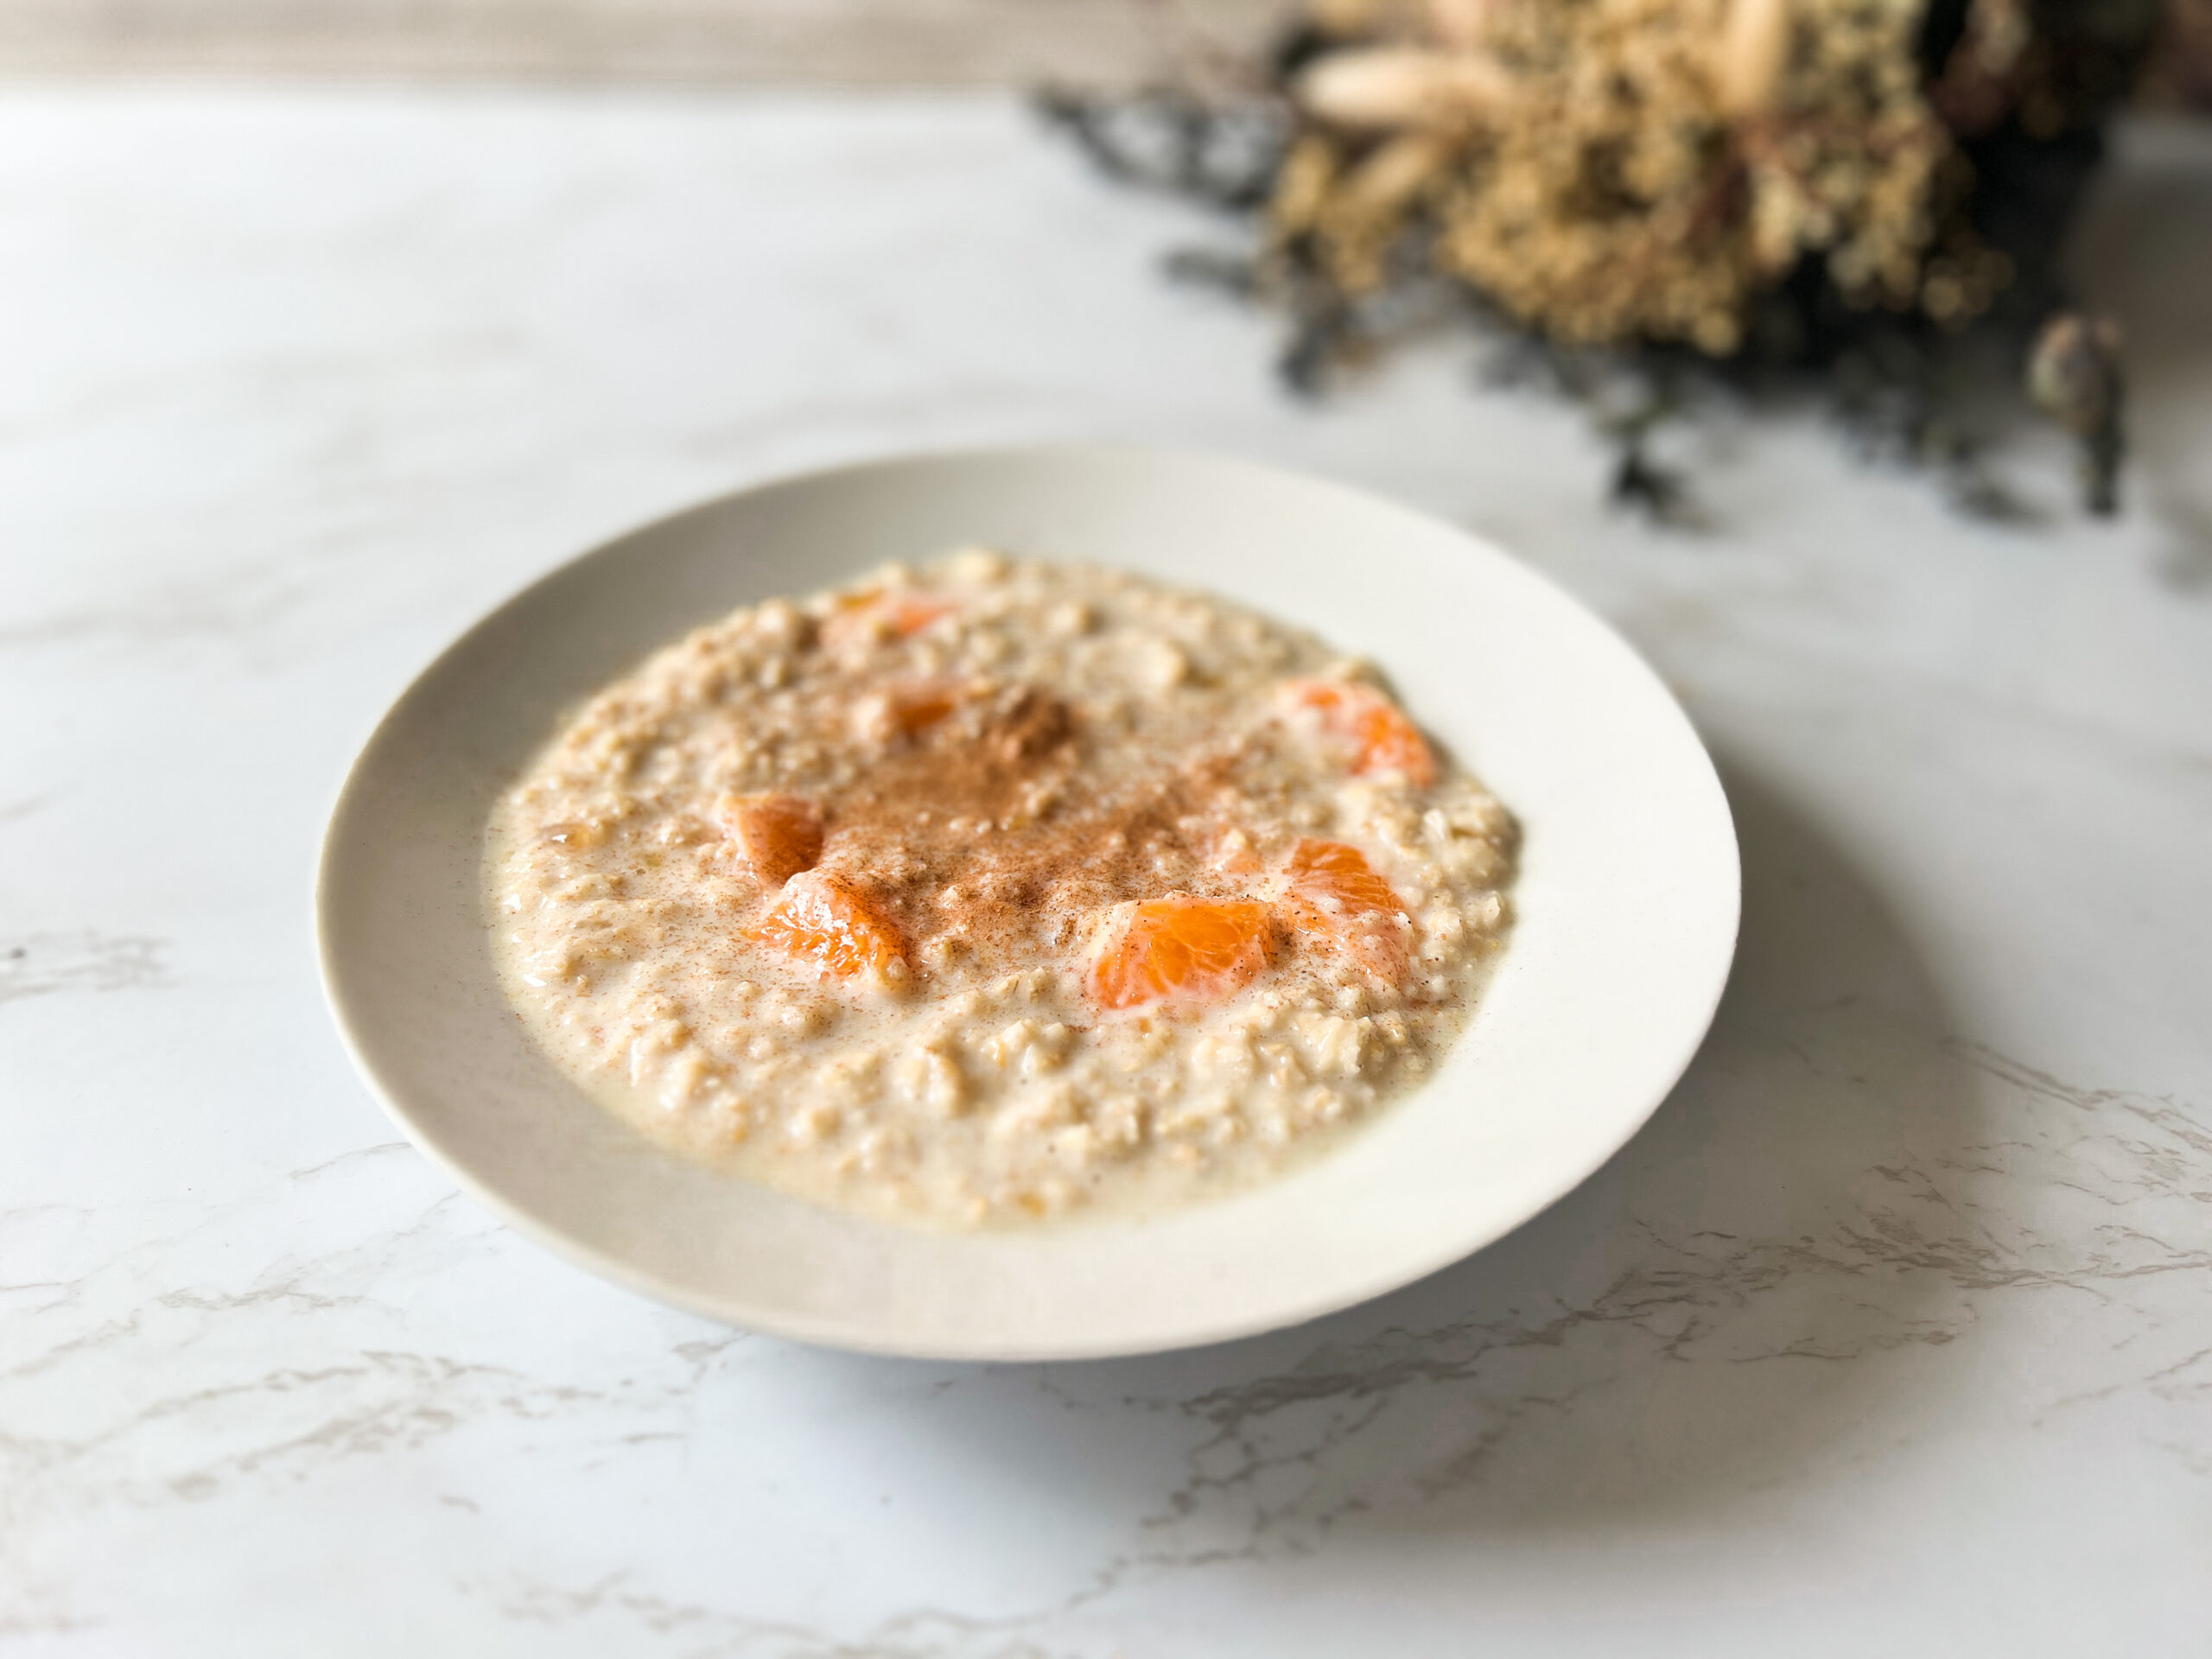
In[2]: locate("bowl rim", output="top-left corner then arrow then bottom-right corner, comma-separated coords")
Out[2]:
315,441 -> 1740,1359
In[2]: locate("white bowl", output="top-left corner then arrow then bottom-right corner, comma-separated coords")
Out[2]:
317,447 -> 1738,1360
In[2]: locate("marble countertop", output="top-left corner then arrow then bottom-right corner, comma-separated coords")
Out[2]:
3,87 -> 2209,1653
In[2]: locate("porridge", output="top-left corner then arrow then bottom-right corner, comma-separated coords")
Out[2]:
486,551 -> 1518,1225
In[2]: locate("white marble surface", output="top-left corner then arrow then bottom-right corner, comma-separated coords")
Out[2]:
3,87 -> 2209,1652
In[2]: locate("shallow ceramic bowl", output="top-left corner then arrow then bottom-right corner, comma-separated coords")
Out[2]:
318,447 -> 1738,1360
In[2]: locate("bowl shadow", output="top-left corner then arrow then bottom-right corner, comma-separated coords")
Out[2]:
887,755 -> 1999,1555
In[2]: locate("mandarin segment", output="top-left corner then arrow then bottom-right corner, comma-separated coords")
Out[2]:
1281,837 -> 1412,982
1285,838 -> 1403,916
883,595 -> 956,637
863,677 -> 971,740
821,588 -> 957,649
750,868 -> 909,982
715,792 -> 823,887
1086,895 -> 1276,1012
1279,678 -> 1439,787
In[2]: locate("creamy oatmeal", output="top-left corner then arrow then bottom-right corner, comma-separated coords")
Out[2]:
486,551 -> 1517,1225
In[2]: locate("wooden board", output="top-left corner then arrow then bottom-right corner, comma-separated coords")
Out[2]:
0,0 -> 1294,84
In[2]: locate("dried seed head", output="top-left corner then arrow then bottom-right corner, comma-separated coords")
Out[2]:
1426,0 -> 1498,50
1715,0 -> 1795,119
1307,0 -> 1389,36
2027,312 -> 2123,435
1267,133 -> 1342,240
1294,45 -> 1513,130
2027,311 -> 2126,515
1340,130 -> 1454,215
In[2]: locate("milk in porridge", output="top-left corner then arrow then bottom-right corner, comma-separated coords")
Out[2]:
486,551 -> 1517,1225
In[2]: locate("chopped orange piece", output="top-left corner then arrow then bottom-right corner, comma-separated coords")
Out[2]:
884,595 -> 955,636
1280,838 -> 1410,982
714,793 -> 823,887
1284,838 -> 1402,916
879,677 -> 969,736
751,869 -> 908,982
1086,895 -> 1274,1012
1278,679 -> 1438,787
821,588 -> 956,648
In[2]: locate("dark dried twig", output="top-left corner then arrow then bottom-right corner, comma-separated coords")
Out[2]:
1033,86 -> 1289,213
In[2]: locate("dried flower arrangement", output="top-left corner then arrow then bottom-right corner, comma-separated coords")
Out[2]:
1041,0 -> 2166,520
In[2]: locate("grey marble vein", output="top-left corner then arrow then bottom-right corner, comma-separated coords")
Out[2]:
0,933 -> 174,1006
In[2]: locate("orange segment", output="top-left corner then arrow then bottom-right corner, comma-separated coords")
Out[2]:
714,793 -> 823,887
885,595 -> 955,636
889,684 -> 962,734
751,869 -> 909,982
853,677 -> 976,743
1285,838 -> 1402,916
1279,679 -> 1438,787
1281,838 -> 1411,982
1086,895 -> 1274,1012
821,588 -> 957,648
